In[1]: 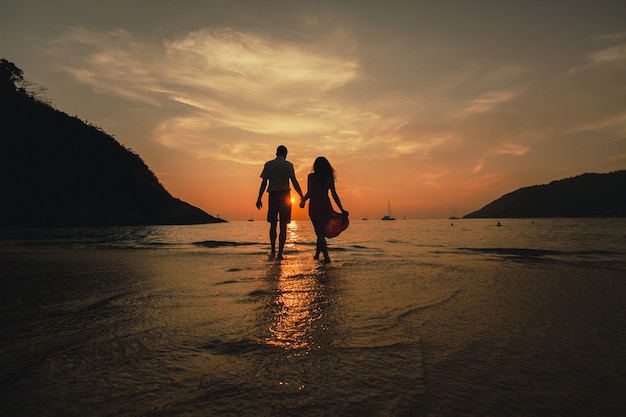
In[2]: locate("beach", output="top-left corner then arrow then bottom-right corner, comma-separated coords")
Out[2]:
1,219 -> 625,416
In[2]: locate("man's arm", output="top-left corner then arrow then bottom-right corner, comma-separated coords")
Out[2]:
256,178 -> 268,209
291,175 -> 304,200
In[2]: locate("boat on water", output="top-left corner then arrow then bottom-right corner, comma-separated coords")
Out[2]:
382,201 -> 396,221
449,205 -> 459,220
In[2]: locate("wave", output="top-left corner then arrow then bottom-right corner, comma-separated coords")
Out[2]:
213,279 -> 240,286
202,337 -> 273,355
193,240 -> 259,248
397,289 -> 462,321
458,247 -> 623,259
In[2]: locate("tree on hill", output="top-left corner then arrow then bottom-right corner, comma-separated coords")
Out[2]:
0,59 -> 24,94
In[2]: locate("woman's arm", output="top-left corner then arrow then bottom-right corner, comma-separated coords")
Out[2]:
299,174 -> 312,208
330,181 -> 348,214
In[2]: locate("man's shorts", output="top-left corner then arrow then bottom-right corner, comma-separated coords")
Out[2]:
267,191 -> 292,223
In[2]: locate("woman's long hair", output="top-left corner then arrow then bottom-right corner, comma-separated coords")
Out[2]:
313,156 -> 335,187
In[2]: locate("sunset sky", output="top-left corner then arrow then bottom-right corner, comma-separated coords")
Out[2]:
2,0 -> 625,220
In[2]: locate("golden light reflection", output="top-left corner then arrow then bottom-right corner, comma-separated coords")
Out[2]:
259,243 -> 339,356
267,266 -> 322,351
284,221 -> 300,252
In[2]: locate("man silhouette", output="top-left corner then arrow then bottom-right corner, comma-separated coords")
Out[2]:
256,145 -> 304,260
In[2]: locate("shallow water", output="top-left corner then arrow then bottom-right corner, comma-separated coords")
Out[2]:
1,219 -> 625,416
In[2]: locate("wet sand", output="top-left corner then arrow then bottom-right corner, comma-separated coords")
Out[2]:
2,245 -> 625,416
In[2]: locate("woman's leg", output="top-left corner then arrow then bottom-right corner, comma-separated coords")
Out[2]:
319,236 -> 330,262
313,224 -> 323,260
313,221 -> 330,262
314,234 -> 321,260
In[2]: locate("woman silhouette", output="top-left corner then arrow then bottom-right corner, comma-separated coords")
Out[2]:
300,157 -> 349,262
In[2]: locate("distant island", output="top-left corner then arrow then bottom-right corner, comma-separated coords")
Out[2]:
464,170 -> 626,218
0,59 -> 225,227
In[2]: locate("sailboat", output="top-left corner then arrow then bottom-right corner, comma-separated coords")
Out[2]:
449,205 -> 459,220
381,201 -> 396,221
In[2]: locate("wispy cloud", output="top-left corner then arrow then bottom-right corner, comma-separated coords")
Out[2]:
592,31 -> 626,42
586,43 -> 626,65
47,26 -> 366,160
48,28 -> 164,105
461,90 -> 519,115
491,142 -> 530,156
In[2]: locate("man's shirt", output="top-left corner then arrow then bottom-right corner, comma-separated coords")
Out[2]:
260,156 -> 295,193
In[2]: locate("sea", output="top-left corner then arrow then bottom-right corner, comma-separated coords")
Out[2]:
1,218 -> 625,416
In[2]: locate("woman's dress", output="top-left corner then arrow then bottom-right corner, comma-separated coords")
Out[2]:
307,174 -> 349,238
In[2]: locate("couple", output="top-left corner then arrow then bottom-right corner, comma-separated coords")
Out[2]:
256,145 -> 349,262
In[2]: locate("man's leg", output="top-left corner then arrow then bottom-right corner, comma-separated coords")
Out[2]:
276,192 -> 291,260
269,221 -> 278,258
277,221 -> 287,259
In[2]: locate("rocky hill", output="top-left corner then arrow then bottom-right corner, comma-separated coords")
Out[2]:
464,171 -> 626,218
0,59 -> 224,227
